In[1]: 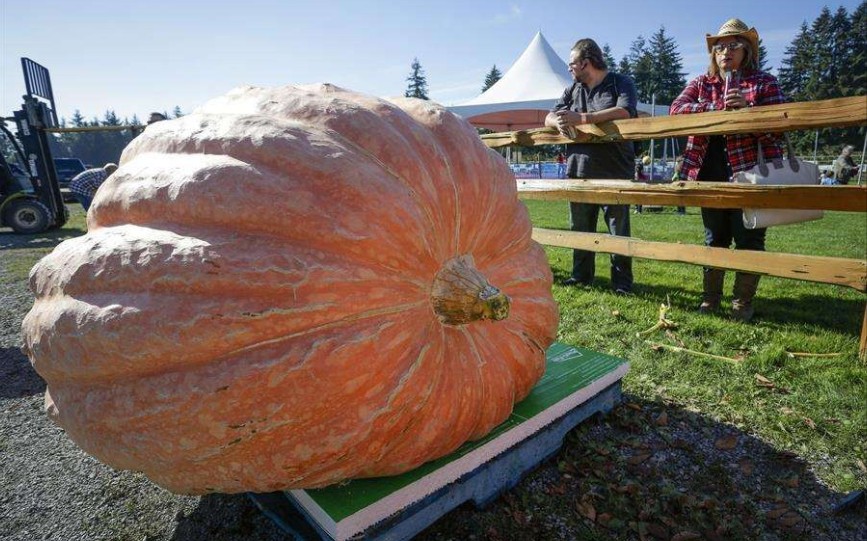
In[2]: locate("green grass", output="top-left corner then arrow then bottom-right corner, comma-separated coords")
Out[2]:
525,200 -> 867,491
0,204 -> 87,285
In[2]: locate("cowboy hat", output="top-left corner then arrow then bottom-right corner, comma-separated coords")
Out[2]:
705,18 -> 759,54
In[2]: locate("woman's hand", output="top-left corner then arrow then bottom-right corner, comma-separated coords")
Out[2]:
724,88 -> 747,110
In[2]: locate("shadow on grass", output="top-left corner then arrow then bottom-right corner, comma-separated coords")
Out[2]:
0,226 -> 86,250
170,397 -> 866,541
553,268 -> 863,335
0,345 -> 45,399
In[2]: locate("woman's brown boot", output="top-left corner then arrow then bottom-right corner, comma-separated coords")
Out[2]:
732,273 -> 760,322
699,268 -> 725,313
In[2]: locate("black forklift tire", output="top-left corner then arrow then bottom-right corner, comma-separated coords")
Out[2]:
4,199 -> 53,234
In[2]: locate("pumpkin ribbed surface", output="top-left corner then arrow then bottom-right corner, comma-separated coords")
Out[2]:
21,84 -> 559,494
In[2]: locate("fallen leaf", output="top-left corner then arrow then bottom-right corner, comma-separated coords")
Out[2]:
628,452 -> 653,465
636,522 -> 649,541
714,435 -> 738,450
558,460 -> 578,475
755,373 -> 775,389
738,457 -> 755,476
755,373 -> 772,384
856,459 -> 867,474
824,417 -> 840,424
766,506 -> 790,520
671,533 -> 702,541
606,518 -> 625,531
779,511 -> 804,528
575,496 -> 597,522
698,498 -> 718,510
785,476 -> 800,488
611,310 -> 621,317
654,411 -> 668,426
597,512 -> 612,527
703,529 -> 725,541
803,417 -> 816,430
659,515 -> 678,528
614,483 -> 640,494
780,407 -> 795,415
510,508 -> 526,525
625,402 -> 642,411
645,523 -> 669,539
671,438 -> 691,450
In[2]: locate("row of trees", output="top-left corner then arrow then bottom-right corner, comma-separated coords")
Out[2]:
47,107 -> 184,166
405,1 -> 865,157
778,3 -> 867,153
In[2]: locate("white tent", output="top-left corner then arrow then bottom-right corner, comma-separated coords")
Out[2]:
448,32 -> 669,131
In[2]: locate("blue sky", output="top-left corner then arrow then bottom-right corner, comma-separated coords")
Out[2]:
1,1 -> 860,122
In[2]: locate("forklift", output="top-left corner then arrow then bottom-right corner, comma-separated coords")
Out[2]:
0,58 -> 69,234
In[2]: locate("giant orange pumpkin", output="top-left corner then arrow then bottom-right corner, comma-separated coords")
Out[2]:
21,84 -> 559,494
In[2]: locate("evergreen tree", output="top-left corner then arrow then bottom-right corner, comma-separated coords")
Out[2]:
805,7 -> 834,100
602,44 -> 616,70
846,0 -> 867,97
646,26 -> 686,105
825,6 -> 854,97
778,3 -> 866,155
481,64 -> 502,92
70,110 -> 86,128
778,22 -> 812,101
172,105 -> 183,118
404,58 -> 429,100
757,38 -> 769,72
617,55 -> 632,77
627,36 -> 654,102
778,22 -> 817,152
103,110 -> 120,126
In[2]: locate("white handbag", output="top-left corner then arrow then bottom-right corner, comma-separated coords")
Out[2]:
733,135 -> 823,229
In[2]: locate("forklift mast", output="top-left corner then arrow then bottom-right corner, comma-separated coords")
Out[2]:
12,58 -> 67,228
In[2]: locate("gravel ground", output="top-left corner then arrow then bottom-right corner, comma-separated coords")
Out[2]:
1,228 -> 865,540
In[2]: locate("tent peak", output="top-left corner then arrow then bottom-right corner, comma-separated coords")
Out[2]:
460,31 -> 572,106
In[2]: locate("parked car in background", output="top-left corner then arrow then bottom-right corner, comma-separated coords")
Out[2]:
53,158 -> 86,201
53,158 -> 86,188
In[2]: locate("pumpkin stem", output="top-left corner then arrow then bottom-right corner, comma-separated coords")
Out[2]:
431,255 -> 510,325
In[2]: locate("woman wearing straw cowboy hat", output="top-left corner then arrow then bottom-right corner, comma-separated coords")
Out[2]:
670,18 -> 787,322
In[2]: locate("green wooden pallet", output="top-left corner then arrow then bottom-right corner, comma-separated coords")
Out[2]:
249,342 -> 629,540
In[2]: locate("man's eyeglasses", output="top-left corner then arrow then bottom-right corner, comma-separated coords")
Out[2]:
712,41 -> 745,53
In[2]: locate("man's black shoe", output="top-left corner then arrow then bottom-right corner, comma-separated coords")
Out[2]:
614,287 -> 632,296
561,277 -> 590,287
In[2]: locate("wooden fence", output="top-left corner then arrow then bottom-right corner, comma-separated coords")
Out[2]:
481,95 -> 867,359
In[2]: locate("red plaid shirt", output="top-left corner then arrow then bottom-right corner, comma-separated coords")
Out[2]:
670,70 -> 786,181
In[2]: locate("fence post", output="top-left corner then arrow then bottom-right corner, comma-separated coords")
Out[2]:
861,304 -> 867,361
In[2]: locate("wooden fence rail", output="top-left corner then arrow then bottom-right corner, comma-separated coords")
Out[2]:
517,180 -> 867,211
479,97 -> 867,359
532,229 -> 866,292
481,95 -> 867,147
